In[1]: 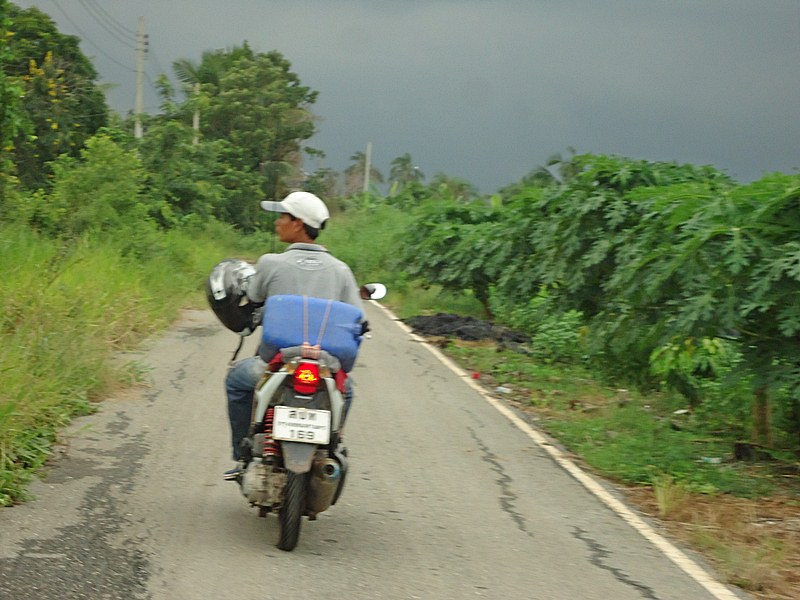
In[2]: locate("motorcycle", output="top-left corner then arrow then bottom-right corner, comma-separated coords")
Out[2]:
226,284 -> 386,551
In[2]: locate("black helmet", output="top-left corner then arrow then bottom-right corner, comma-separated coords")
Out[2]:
206,259 -> 259,335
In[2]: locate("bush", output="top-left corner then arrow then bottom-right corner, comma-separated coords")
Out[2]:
491,288 -> 587,364
0,221 -> 242,505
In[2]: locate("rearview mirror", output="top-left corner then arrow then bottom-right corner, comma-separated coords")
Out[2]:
360,283 -> 387,300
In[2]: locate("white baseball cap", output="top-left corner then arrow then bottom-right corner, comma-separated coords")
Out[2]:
260,191 -> 330,229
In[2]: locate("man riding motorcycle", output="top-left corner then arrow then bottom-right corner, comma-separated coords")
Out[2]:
213,191 -> 365,480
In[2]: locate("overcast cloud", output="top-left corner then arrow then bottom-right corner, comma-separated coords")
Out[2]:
12,0 -> 800,193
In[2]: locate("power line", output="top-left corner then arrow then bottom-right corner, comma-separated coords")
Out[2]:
148,47 -> 170,79
38,3 -> 165,121
47,0 -> 135,73
83,0 -> 137,39
76,0 -> 137,50
144,72 -> 161,97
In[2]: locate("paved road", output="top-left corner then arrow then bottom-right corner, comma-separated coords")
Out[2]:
0,303 -> 750,600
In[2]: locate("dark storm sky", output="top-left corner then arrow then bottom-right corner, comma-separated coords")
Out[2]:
13,1 -> 800,192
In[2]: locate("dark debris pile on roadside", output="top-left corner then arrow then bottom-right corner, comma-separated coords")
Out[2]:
403,313 -> 529,347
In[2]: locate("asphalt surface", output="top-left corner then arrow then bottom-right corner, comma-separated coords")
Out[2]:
0,303 -> 751,600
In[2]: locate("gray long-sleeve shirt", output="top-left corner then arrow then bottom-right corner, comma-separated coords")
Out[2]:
246,243 -> 363,312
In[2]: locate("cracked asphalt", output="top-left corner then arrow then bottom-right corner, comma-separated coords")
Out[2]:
0,305 -> 750,600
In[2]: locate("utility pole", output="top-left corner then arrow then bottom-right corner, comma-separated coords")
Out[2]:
192,82 -> 200,145
134,17 -> 146,138
362,141 -> 372,193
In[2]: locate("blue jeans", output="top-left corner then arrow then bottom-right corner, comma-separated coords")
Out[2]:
225,356 -> 353,461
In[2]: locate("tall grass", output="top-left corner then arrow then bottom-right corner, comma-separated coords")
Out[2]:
321,204 -> 412,283
0,223 -> 241,504
322,204 -> 485,318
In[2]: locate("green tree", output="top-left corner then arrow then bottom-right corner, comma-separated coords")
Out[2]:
203,50 -> 317,201
5,4 -> 107,189
169,45 -> 255,139
345,150 -> 383,196
127,45 -> 324,231
344,150 -> 384,196
305,166 -> 340,200
137,119 -> 234,226
498,148 -> 580,199
172,45 -> 255,92
400,198 -> 503,316
428,173 -> 479,203
389,153 -> 424,191
505,155 -> 732,317
27,133 -> 147,237
605,174 -> 800,445
0,0 -> 26,201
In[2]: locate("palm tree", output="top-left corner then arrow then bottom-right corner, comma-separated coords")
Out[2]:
344,150 -> 384,196
172,44 -> 255,90
389,153 -> 424,191
539,147 -> 579,184
171,45 -> 257,141
171,54 -> 221,142
429,173 -> 479,203
305,167 -> 340,200
499,147 -> 581,198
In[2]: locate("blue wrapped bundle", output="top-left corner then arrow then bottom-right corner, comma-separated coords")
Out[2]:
260,295 -> 364,371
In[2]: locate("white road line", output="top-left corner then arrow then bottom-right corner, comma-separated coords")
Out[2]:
374,301 -> 743,600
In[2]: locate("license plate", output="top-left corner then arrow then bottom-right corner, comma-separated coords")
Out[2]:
272,406 -> 331,444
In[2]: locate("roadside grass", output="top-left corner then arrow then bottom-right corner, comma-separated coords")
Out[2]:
443,341 -> 793,497
627,489 -> 800,599
0,223 -> 241,505
322,204 -> 413,285
441,338 -> 800,599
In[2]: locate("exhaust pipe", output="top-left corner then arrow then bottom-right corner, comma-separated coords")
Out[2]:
308,457 -> 342,514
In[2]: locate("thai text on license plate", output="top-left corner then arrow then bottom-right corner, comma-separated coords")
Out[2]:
272,406 -> 331,444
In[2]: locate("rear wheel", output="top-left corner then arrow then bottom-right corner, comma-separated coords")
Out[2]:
277,471 -> 308,551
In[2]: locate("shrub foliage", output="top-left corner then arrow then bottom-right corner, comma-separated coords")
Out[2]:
399,156 -> 800,448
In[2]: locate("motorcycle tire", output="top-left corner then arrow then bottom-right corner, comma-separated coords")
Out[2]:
277,471 -> 309,551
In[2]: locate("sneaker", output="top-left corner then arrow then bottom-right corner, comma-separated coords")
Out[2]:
223,466 -> 242,481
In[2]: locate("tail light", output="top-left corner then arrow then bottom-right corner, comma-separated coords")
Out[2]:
293,362 -> 321,395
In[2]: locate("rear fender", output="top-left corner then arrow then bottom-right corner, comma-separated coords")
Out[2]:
281,442 -> 317,473
324,377 -> 344,431
253,371 -> 291,422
